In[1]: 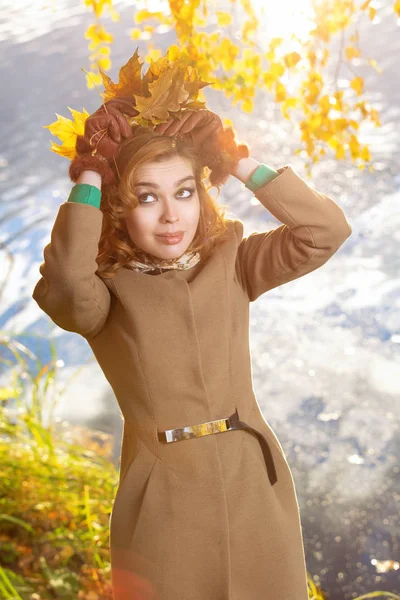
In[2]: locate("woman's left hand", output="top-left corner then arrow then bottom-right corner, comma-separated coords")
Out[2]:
154,109 -> 224,149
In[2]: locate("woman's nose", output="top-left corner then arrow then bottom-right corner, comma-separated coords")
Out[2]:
161,199 -> 179,220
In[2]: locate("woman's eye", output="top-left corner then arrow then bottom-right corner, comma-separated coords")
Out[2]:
138,193 -> 156,203
177,187 -> 195,198
138,187 -> 195,204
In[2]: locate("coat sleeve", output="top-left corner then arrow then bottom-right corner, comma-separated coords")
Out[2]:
235,165 -> 352,302
32,201 -> 111,339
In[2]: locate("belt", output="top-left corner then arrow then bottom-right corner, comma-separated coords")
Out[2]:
157,408 -> 278,486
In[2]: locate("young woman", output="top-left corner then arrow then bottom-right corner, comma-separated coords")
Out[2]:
32,96 -> 352,600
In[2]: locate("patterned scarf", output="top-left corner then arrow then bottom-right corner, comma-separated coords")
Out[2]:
128,250 -> 201,273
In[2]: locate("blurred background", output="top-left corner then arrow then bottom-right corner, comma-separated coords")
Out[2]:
0,0 -> 399,598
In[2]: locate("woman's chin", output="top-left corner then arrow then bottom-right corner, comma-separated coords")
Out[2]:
149,245 -> 190,261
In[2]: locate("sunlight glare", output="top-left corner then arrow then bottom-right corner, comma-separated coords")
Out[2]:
251,0 -> 315,46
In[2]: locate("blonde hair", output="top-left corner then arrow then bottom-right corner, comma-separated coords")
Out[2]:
96,124 -> 232,279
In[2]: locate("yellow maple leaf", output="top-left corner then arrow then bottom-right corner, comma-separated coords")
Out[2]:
184,99 -> 208,110
183,65 -> 213,100
145,47 -> 163,64
43,107 -> 90,160
143,53 -> 172,88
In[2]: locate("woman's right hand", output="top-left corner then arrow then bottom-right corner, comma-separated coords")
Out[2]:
75,97 -> 139,163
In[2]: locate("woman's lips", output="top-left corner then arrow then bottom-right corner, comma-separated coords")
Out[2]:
156,232 -> 184,245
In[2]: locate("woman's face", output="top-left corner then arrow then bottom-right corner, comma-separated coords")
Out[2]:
123,155 -> 201,260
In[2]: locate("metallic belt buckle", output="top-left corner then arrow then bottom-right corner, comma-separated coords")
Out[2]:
158,415 -> 232,443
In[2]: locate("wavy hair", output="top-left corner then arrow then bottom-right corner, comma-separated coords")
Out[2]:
96,124 -> 232,279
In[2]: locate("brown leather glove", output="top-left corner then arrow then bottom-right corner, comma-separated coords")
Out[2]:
154,109 -> 223,147
69,97 -> 139,185
154,109 -> 250,185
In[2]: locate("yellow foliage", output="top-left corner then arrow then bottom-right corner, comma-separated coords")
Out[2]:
307,50 -> 317,69
333,118 -> 349,132
318,94 -> 332,115
283,52 -> 301,68
368,58 -> 382,73
84,0 -> 119,21
98,56 -> 111,70
270,62 -> 285,78
336,144 -> 346,160
134,9 -> 165,24
43,107 -> 90,160
350,76 -> 364,95
262,72 -> 276,92
222,117 -> 234,128
345,45 -> 361,60
86,70 -> 103,89
361,145 -> 371,161
281,97 -> 298,119
96,46 -> 110,55
333,91 -> 344,111
270,37 -> 284,51
309,113 -> 323,129
243,48 -> 261,70
216,11 -> 232,26
166,44 -> 183,62
85,23 -> 113,49
349,134 -> 360,159
193,13 -> 207,27
131,28 -> 141,41
78,0 -> 400,171
275,82 -> 286,103
320,48 -> 330,68
217,37 -> 240,71
360,0 -> 372,9
242,97 -> 253,113
369,108 -> 381,126
145,47 -> 163,64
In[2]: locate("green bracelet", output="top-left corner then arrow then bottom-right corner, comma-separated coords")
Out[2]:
67,183 -> 102,209
245,163 -> 279,192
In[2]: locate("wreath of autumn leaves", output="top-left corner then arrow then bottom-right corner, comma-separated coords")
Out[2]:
44,47 -> 210,160
43,46 -> 249,186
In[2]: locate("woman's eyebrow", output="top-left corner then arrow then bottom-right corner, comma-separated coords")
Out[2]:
134,175 -> 195,188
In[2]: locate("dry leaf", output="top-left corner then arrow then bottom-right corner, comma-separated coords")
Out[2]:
100,46 -> 145,101
135,62 -> 190,122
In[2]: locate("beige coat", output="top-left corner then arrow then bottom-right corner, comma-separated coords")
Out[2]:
32,165 -> 352,600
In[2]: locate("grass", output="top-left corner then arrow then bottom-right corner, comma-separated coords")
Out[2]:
0,330 -> 398,600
